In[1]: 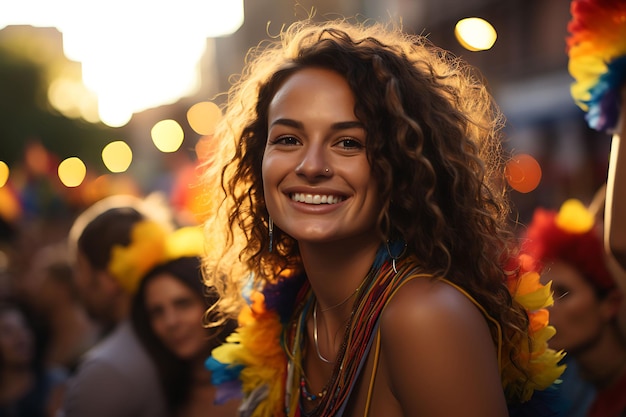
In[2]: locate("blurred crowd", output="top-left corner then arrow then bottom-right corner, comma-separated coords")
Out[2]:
0,188 -> 239,417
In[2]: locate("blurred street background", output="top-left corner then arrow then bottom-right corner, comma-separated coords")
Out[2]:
0,0 -> 610,279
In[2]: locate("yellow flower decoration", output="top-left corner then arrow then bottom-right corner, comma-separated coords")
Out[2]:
555,198 -> 594,234
502,270 -> 566,403
210,290 -> 287,417
108,220 -> 206,294
165,225 -> 206,259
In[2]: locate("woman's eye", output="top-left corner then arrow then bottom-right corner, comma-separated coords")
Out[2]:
552,285 -> 570,301
273,135 -> 300,145
148,306 -> 164,320
337,138 -> 363,149
174,298 -> 195,310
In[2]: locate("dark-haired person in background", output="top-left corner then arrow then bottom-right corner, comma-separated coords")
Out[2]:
0,299 -> 66,417
62,195 -> 168,417
132,256 -> 239,417
522,199 -> 626,417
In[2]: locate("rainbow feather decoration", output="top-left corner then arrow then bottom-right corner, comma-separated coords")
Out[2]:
207,289 -> 288,417
567,0 -> 626,132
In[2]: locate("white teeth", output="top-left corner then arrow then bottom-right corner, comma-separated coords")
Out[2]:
291,193 -> 343,205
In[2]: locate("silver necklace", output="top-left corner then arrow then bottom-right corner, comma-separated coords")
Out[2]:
312,302 -> 334,364
312,279 -> 367,363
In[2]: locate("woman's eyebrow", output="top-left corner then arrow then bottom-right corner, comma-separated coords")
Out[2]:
269,118 -> 364,131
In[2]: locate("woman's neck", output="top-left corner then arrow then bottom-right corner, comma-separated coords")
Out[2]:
188,354 -> 213,386
576,326 -> 626,388
299,236 -> 380,310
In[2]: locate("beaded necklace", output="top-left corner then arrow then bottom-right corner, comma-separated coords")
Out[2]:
283,258 -> 410,417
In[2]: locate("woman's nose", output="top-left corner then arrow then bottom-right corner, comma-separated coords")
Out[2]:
162,309 -> 179,328
294,144 -> 332,179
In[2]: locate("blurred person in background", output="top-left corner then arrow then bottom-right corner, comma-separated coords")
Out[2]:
23,242 -> 100,374
62,195 -> 169,417
0,299 -> 66,417
522,199 -> 626,417
132,253 -> 239,417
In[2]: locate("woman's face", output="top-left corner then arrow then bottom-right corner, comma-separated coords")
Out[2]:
262,67 -> 381,246
144,274 -> 208,360
0,309 -> 34,367
541,260 -> 612,354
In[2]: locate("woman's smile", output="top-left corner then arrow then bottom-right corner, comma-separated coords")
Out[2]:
290,192 -> 345,205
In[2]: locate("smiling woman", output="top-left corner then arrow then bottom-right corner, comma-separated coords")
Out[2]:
131,256 -> 239,417
201,18 -> 565,417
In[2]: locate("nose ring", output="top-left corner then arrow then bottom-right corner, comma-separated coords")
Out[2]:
324,168 -> 330,173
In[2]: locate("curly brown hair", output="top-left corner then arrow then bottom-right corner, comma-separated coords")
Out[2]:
201,18 -> 530,388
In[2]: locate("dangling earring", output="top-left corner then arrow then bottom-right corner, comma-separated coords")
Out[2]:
386,240 -> 407,274
268,217 -> 274,253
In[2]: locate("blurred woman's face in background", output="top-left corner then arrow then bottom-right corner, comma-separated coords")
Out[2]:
542,260 -> 610,354
144,273 -> 208,360
0,308 -> 34,368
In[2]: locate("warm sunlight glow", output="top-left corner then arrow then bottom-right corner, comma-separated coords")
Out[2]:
1,1 -> 245,126
151,119 -> 185,153
455,18 -> 497,51
505,154 -> 542,193
48,74 -> 100,122
102,141 -> 133,173
187,101 -> 222,135
0,161 -> 9,188
58,157 -> 87,187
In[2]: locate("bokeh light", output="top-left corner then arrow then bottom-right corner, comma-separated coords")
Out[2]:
505,153 -> 542,193
81,174 -> 141,204
0,161 -> 9,187
58,157 -> 86,187
0,186 -> 20,223
187,101 -> 222,135
25,141 -> 50,175
151,119 -> 184,153
102,140 -> 133,173
98,101 -> 132,128
455,18 -> 497,51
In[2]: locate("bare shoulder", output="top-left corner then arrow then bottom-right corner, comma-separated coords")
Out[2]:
381,276 -> 488,334
377,276 -> 507,416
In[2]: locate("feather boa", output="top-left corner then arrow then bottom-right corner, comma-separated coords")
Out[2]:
567,0 -> 626,132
